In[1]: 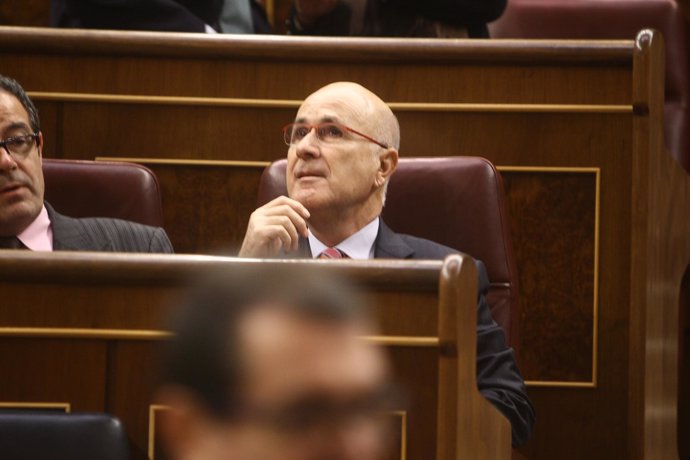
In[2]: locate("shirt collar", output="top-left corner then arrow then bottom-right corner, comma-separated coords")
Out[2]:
308,217 -> 379,259
17,205 -> 53,251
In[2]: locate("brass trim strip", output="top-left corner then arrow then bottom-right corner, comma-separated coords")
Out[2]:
394,410 -> 408,460
497,166 -> 601,173
95,156 -> 271,168
499,166 -> 600,388
29,92 -> 300,108
525,381 -> 596,388
0,327 -> 438,347
0,402 -> 71,412
361,336 -> 439,347
390,102 -> 631,113
28,91 -> 632,114
0,327 -> 171,340
592,169 -> 600,387
149,404 -> 168,460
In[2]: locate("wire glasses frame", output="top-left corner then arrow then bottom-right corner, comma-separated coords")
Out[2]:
283,122 -> 389,149
0,133 -> 40,160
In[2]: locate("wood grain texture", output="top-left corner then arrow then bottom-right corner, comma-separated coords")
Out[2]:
0,0 -> 50,27
147,164 -> 265,254
502,171 -> 596,383
0,28 -> 687,460
0,253 -> 509,460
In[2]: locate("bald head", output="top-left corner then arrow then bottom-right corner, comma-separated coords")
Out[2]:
303,82 -> 400,150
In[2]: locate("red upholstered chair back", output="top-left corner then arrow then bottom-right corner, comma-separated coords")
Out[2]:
489,0 -> 690,173
257,156 -> 521,349
42,159 -> 164,227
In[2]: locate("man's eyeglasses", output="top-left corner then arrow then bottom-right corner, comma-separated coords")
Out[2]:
0,133 -> 40,160
283,122 -> 389,149
234,383 -> 405,437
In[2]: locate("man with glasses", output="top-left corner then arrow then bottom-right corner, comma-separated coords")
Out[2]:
0,75 -> 172,252
157,267 -> 396,460
238,81 -> 534,446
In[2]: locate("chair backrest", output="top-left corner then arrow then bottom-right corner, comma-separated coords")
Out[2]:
489,0 -> 690,173
42,158 -> 164,227
257,156 -> 521,349
0,412 -> 129,460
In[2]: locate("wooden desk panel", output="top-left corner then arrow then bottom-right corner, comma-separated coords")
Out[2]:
0,253 -> 505,460
0,27 -> 687,459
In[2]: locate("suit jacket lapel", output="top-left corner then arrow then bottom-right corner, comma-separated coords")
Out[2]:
374,219 -> 415,259
46,202 -> 113,251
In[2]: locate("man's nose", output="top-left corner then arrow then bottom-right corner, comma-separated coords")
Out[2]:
295,129 -> 321,159
0,147 -> 17,171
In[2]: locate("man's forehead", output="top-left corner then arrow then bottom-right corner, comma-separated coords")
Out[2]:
295,99 -> 361,124
297,87 -> 372,121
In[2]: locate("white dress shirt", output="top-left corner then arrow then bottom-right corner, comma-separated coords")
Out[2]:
307,217 -> 379,259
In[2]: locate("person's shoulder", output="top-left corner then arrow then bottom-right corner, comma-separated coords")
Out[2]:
69,216 -> 173,253
396,233 -> 458,259
376,219 -> 457,259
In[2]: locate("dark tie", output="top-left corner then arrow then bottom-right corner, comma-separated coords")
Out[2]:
318,247 -> 348,259
0,236 -> 27,250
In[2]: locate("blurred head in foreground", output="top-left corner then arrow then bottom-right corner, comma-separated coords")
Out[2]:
157,267 -> 394,460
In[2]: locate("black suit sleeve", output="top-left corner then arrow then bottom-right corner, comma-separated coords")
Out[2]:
287,0 -> 506,36
148,227 -> 175,253
52,0 -> 223,32
393,0 -> 507,24
475,261 -> 535,446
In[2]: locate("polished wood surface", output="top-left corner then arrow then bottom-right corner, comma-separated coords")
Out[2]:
0,27 -> 688,459
0,252 -> 509,460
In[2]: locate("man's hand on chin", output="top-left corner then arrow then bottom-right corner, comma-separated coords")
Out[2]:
238,195 -> 310,257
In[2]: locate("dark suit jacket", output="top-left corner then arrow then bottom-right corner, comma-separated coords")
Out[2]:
47,203 -> 173,253
299,219 -> 535,446
52,0 -> 222,32
288,0 -> 507,37
51,0 -> 271,33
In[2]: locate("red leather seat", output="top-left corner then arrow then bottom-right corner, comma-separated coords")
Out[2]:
42,158 -> 164,227
257,156 -> 521,350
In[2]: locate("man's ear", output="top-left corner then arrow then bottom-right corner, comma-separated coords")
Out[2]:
376,148 -> 398,187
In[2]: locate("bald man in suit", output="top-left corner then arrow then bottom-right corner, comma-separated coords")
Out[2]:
238,82 -> 535,446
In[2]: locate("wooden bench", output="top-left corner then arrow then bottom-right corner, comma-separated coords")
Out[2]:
0,251 -> 508,460
0,27 -> 687,458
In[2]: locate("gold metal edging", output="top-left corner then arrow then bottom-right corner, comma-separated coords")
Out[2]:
0,402 -> 71,412
497,166 -> 601,173
361,336 -> 439,347
525,381 -> 596,388
0,327 -> 171,340
498,166 -> 601,388
149,404 -> 168,460
395,410 -> 408,460
28,91 -> 632,114
390,102 -> 631,113
0,327 -> 438,347
95,157 -> 271,168
592,168 -> 600,387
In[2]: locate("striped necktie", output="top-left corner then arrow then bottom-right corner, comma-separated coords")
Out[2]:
0,236 -> 26,250
318,247 -> 348,259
